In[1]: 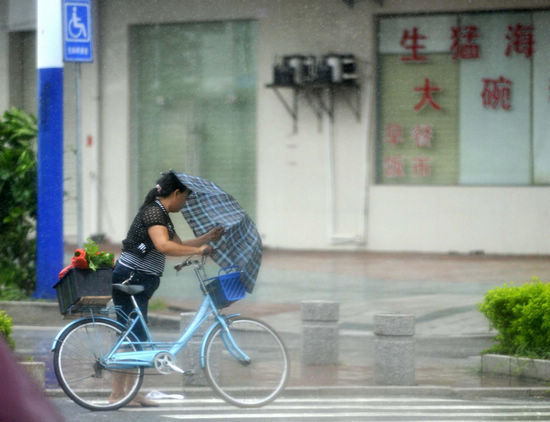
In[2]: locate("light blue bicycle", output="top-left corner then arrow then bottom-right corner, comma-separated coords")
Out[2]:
52,256 -> 289,411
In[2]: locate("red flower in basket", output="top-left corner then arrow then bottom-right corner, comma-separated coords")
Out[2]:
58,249 -> 89,278
58,239 -> 115,279
71,249 -> 89,269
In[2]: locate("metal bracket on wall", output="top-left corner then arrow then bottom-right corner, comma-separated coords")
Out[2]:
304,87 -> 334,132
339,84 -> 361,121
266,84 -> 298,133
266,83 -> 361,133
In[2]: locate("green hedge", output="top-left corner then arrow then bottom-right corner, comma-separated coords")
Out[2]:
479,278 -> 550,359
0,108 -> 38,299
0,310 -> 15,350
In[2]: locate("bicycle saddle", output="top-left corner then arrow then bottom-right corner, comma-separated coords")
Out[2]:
112,283 -> 144,295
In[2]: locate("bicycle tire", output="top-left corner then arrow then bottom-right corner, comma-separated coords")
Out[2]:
204,316 -> 289,407
53,317 -> 144,411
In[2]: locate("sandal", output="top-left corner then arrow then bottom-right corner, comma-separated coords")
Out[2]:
134,393 -> 159,407
124,401 -> 142,408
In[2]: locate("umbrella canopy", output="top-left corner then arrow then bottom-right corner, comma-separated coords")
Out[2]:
174,172 -> 262,293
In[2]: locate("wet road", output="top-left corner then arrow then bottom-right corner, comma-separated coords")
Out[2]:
52,394 -> 550,421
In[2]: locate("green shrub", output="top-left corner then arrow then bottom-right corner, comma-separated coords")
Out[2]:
0,310 -> 15,350
0,108 -> 38,298
479,278 -> 550,359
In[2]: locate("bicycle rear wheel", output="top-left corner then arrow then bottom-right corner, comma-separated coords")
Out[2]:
204,317 -> 289,407
53,317 -> 144,411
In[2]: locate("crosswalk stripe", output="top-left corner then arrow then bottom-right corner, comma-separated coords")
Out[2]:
129,397 -> 470,406
161,411 -> 550,420
122,397 -> 468,408
144,396 -> 465,403
117,396 -> 550,421
125,403 -> 550,412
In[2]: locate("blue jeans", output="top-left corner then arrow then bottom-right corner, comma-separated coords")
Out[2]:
111,262 -> 160,342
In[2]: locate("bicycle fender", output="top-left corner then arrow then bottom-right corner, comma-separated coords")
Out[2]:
51,316 -> 125,351
199,313 -> 240,368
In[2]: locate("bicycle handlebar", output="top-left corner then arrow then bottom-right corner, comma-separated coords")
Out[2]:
174,255 -> 207,273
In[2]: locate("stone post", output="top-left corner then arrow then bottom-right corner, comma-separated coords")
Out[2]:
20,361 -> 46,388
373,313 -> 415,385
301,300 -> 339,365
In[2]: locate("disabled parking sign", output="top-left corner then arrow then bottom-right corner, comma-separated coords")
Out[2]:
63,0 -> 93,62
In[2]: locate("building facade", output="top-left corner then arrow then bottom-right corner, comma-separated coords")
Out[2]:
1,0 -> 549,254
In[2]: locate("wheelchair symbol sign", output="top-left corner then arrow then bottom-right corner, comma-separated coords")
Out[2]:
63,0 -> 93,62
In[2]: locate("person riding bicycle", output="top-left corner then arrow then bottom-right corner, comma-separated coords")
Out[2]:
109,171 -> 223,407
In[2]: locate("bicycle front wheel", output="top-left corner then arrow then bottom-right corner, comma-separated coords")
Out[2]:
53,317 -> 144,411
204,317 -> 289,407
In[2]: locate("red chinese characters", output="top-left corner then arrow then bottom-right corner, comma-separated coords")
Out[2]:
398,22 -> 536,62
412,156 -> 431,177
400,27 -> 428,62
414,78 -> 441,111
481,76 -> 512,110
505,24 -> 534,58
451,25 -> 480,60
384,155 -> 405,178
383,122 -> 433,179
384,123 -> 404,147
411,124 -> 432,148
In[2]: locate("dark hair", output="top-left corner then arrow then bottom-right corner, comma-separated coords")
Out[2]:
141,171 -> 189,210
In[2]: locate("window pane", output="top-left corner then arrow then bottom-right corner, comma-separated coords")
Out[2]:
377,17 -> 459,185
130,21 -> 258,230
458,13 -> 532,185
377,11 -> 541,186
533,12 -> 550,184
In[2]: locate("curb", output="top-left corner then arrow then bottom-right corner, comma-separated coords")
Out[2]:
149,313 -> 181,331
45,385 -> 550,400
482,354 -> 550,381
284,386 -> 550,400
1,301 -> 62,326
2,300 -> 184,330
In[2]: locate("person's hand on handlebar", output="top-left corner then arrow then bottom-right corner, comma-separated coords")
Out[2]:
199,244 -> 213,256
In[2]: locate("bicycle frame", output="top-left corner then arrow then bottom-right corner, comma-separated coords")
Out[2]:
52,260 -> 251,372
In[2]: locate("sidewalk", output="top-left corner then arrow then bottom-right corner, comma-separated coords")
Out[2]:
158,250 -> 550,335
152,250 -> 550,388
9,250 -> 550,394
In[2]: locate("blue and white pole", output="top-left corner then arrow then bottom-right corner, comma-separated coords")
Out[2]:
35,0 -> 64,298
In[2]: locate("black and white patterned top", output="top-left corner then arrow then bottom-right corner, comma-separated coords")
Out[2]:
119,200 -> 175,276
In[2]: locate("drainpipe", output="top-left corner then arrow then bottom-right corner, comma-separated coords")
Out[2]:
327,77 -> 370,246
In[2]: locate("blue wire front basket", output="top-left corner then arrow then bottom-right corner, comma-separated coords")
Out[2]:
203,266 -> 246,309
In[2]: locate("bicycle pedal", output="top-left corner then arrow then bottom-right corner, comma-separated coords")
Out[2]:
167,361 -> 187,374
182,370 -> 195,376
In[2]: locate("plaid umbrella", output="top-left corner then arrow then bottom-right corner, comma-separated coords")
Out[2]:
174,172 -> 262,293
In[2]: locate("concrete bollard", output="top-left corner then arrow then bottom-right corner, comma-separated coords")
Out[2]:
19,361 -> 46,388
179,312 -> 211,386
301,300 -> 339,365
373,313 -> 415,385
